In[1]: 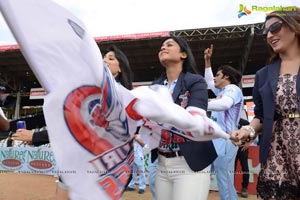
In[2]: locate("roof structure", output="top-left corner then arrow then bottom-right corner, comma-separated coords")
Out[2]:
98,22 -> 268,80
0,22 -> 268,108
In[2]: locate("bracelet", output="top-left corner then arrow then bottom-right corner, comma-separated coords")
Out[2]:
241,125 -> 256,138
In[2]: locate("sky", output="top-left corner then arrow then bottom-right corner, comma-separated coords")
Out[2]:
0,0 -> 299,45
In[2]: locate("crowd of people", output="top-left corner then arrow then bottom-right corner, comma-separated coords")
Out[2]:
1,8 -> 300,200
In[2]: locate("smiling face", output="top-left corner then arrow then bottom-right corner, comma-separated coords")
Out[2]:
265,17 -> 297,53
158,38 -> 187,67
103,51 -> 121,77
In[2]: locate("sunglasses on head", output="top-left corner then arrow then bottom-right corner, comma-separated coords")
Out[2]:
262,21 -> 283,38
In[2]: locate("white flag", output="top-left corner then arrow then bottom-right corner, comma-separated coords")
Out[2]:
0,0 -> 229,199
0,0 -> 136,199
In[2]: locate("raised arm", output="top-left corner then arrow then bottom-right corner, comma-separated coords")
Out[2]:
203,44 -> 217,93
204,44 -> 213,69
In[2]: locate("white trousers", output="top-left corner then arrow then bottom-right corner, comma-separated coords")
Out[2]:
155,154 -> 211,200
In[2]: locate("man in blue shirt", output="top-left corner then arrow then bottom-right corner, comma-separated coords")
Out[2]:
204,45 -> 243,200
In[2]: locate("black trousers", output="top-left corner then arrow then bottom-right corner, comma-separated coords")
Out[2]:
235,147 -> 249,188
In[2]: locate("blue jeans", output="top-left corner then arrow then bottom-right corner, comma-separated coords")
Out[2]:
128,156 -> 146,190
212,139 -> 238,200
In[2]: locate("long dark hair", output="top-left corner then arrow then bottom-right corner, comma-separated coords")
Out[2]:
159,36 -> 199,74
264,9 -> 300,63
103,45 -> 133,89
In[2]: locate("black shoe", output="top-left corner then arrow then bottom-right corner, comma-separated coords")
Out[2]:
126,187 -> 135,191
138,189 -> 145,194
241,187 -> 248,198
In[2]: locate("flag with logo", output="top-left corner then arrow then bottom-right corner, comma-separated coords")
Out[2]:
0,1 -> 136,199
0,0 -> 229,199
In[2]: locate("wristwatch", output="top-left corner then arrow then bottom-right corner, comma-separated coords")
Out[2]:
242,125 -> 256,138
